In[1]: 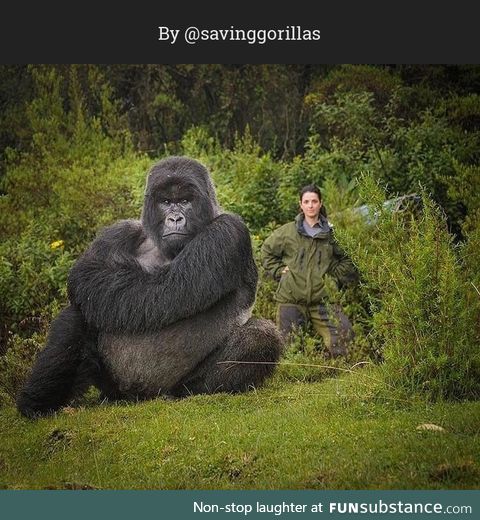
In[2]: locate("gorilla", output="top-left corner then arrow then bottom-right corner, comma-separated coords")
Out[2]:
17,157 -> 284,418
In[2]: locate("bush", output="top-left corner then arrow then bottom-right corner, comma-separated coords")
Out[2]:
0,223 -> 73,325
305,76 -> 480,237
335,174 -> 480,400
0,332 -> 45,405
181,127 -> 285,232
2,66 -> 479,404
0,66 -> 152,390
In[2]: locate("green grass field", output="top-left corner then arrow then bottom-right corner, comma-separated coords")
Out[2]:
1,368 -> 479,490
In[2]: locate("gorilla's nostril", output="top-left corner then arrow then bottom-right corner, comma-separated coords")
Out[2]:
168,215 -> 184,223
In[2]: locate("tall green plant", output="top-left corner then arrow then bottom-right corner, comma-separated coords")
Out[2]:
335,174 -> 480,400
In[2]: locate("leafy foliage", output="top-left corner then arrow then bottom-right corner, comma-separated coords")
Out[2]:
335,175 -> 480,399
1,64 -> 479,402
0,66 -> 150,389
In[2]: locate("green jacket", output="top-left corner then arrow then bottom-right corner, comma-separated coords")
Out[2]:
261,214 -> 357,305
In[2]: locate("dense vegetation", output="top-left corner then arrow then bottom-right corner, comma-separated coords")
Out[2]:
1,64 -> 479,409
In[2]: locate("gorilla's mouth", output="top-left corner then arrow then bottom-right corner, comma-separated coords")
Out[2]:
163,231 -> 189,238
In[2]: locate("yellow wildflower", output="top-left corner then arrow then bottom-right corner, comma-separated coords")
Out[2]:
50,240 -> 64,250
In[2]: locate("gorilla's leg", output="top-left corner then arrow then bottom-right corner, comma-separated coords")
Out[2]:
170,318 -> 284,397
16,306 -> 98,418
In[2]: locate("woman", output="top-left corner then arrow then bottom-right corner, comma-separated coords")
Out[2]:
261,184 -> 357,357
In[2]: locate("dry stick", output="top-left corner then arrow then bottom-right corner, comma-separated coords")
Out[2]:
471,282 -> 480,297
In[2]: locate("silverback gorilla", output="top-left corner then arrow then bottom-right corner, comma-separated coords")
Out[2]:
17,157 -> 283,418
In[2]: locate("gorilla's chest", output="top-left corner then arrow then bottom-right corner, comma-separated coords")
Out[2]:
136,238 -> 168,272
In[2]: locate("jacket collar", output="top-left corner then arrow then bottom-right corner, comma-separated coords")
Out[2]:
295,213 -> 331,239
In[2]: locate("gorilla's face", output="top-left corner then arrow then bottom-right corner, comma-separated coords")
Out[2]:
142,157 -> 219,259
156,181 -> 197,257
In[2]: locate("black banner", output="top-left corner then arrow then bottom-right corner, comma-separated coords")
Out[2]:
0,1 -> 478,63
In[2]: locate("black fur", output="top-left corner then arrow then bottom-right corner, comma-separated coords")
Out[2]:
17,157 -> 283,417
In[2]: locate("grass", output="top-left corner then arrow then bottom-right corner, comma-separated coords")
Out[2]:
0,367 -> 479,490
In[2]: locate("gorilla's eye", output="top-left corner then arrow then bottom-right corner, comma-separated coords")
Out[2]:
162,199 -> 170,205
180,199 -> 189,205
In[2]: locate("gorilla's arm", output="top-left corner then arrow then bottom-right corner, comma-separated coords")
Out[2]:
68,214 -> 257,333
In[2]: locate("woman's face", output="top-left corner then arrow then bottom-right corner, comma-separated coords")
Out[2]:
300,192 -> 322,220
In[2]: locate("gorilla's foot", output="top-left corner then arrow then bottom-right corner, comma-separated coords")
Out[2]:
171,317 -> 284,396
16,389 -> 60,419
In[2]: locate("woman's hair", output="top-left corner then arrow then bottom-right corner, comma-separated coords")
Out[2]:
299,184 -> 327,217
299,184 -> 322,201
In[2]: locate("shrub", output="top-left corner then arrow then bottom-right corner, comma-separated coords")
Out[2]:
335,174 -> 480,400
180,127 -> 284,232
0,66 -> 152,389
0,332 -> 45,405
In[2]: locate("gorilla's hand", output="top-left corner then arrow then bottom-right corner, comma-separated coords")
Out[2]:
68,214 -> 257,333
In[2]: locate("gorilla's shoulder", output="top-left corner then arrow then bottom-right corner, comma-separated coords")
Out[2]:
215,211 -> 248,226
97,219 -> 143,239
214,212 -> 250,234
91,219 -> 145,254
